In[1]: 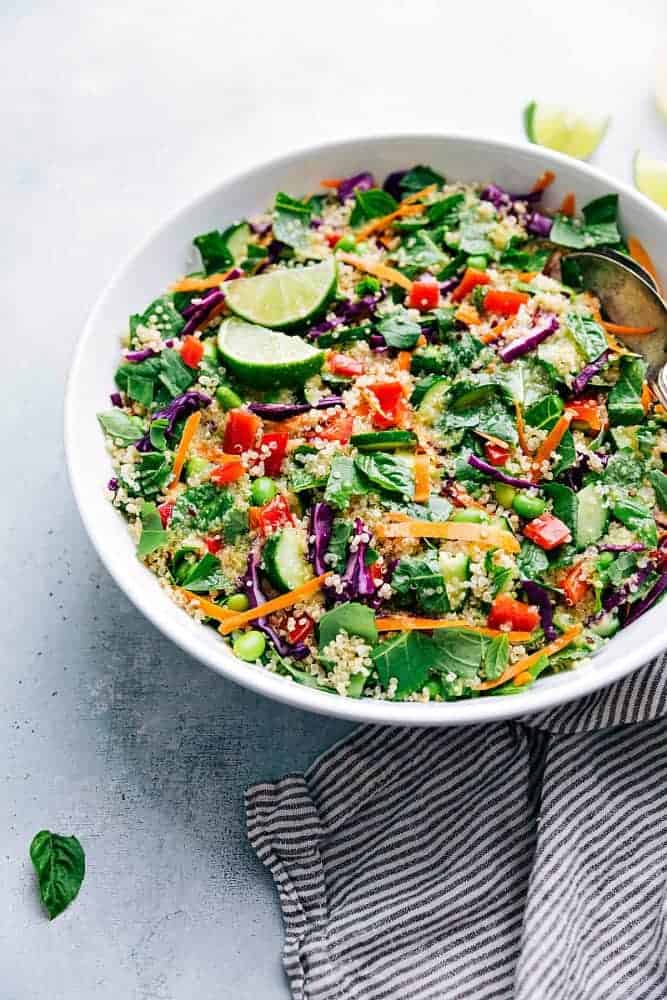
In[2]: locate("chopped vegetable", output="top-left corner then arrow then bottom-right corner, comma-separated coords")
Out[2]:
377,515 -> 520,553
487,594 -> 540,633
171,410 -> 201,485
523,512 -> 572,550
474,625 -> 582,690
217,574 -> 328,634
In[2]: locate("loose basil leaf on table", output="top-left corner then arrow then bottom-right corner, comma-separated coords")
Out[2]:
30,830 -> 85,920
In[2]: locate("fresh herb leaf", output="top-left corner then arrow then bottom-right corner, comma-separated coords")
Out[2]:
517,540 -> 549,580
383,495 -> 452,523
499,246 -> 551,272
149,418 -> 169,451
429,629 -> 487,679
319,602 -> 378,650
566,313 -> 608,363
582,194 -> 619,227
650,469 -> 667,512
193,230 -> 234,274
273,192 -> 311,249
130,295 -> 185,344
396,230 -> 447,272
391,552 -> 449,615
354,453 -> 414,497
350,188 -> 398,226
115,355 -> 163,407
97,410 -> 145,445
427,193 -> 464,228
551,428 -> 577,477
324,456 -> 369,509
608,357 -> 647,426
371,631 -> 432,697
137,502 -> 169,557
158,349 -> 196,398
137,452 -> 172,497
543,482 -> 578,535
30,830 -> 85,920
459,218 -> 493,256
483,634 -> 510,680
606,551 -> 640,588
222,507 -> 249,543
498,357 -> 555,407
549,215 -> 589,249
399,165 -> 445,193
525,393 -> 564,431
377,309 -> 422,348
177,552 -> 228,592
612,496 -> 658,546
326,520 -> 353,573
171,483 -> 234,532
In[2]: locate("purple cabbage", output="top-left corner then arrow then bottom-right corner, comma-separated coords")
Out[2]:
107,477 -> 119,492
181,287 -> 220,319
307,316 -> 342,338
247,396 -> 344,420
624,572 -> 667,625
256,240 -> 286,274
440,277 -> 459,295
337,172 -> 375,203
383,170 -> 408,200
521,579 -> 557,641
571,350 -> 612,396
136,390 -> 212,452
181,289 -> 225,336
308,502 -> 334,575
481,184 -> 512,210
241,551 -> 309,660
467,454 -> 538,489
310,217 -> 322,229
340,519 -> 377,602
110,391 -> 123,408
249,218 -> 272,236
369,333 -> 387,350
526,212 -> 553,238
601,565 -> 653,615
598,543 -> 646,553
307,292 -> 382,339
124,347 -> 158,362
498,314 -> 559,363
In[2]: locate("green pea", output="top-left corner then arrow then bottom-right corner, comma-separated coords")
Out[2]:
202,338 -> 219,363
425,679 -> 443,700
467,255 -> 488,270
355,276 -> 380,295
512,492 -> 547,519
450,508 -> 488,524
335,235 -> 357,253
495,483 -> 516,509
226,593 -> 250,612
233,630 -> 266,662
251,476 -> 277,506
216,385 -> 243,410
597,551 -> 615,569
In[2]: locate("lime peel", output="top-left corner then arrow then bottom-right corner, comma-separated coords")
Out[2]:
523,101 -> 609,160
218,317 -> 325,388
634,150 -> 667,210
224,257 -> 337,329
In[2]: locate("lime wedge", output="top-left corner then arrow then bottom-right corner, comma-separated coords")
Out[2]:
656,66 -> 667,122
218,317 -> 325,387
224,257 -> 337,329
634,150 -> 667,209
523,102 -> 609,159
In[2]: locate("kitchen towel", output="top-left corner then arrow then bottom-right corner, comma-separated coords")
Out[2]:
245,655 -> 667,1000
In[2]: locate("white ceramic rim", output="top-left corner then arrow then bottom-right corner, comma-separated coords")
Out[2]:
65,131 -> 667,727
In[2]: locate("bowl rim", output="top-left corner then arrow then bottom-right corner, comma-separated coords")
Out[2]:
65,130 -> 667,727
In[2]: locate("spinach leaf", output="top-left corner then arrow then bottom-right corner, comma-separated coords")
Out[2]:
130,295 -> 185,343
483,634 -> 510,680
396,230 -> 447,272
613,496 -> 658,545
608,356 -> 647,426
427,192 -> 464,228
377,309 -> 421,348
459,219 -> 493,256
319,602 -> 378,650
137,452 -> 172,497
350,188 -> 397,226
159,349 -> 196,397
148,417 -> 169,451
222,507 -> 249,543
383,495 -> 452,522
289,467 -> 328,493
115,355 -> 163,407
137,502 -> 169,557
606,551 -> 640,588
551,429 -> 577,477
499,246 -> 551,272
605,448 -> 644,487
497,357 -> 555,407
30,830 -> 85,920
517,540 -> 550,580
550,205 -> 621,250
650,469 -> 667,512
566,313 -> 608,362
544,482 -> 578,534
429,629 -> 487,679
97,410 -> 145,445
273,192 -> 311,249
326,520 -> 353,573
177,552 -> 228,592
171,483 -> 233,532
324,456 -> 369,509
399,164 -> 445,193
371,631 -> 432,697
525,393 -> 564,431
193,230 -> 233,274
549,215 -> 589,249
354,453 -> 414,497
391,552 -> 449,615
582,194 -> 619,227
411,333 -> 483,377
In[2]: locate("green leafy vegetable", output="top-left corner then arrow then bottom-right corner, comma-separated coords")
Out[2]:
171,483 -> 234,532
426,193 -> 464,228
137,501 -> 169,557
551,429 -> 577,477
608,357 -> 647,426
324,456 -> 369,509
391,553 -> 449,615
273,192 -> 311,249
525,393 -> 564,431
377,309 -> 422,348
148,418 -> 169,451
137,452 -> 172,497
222,507 -> 249,543
549,198 -> 621,250
483,634 -> 510,680
319,602 -> 378,650
350,188 -> 398,226
612,496 -> 657,545
429,629 -> 487,679
650,469 -> 667,512
115,349 -> 195,408
354,453 -> 414,497
129,295 -> 185,344
544,482 -> 578,535
605,448 -> 644,487
396,230 -> 447,272
566,313 -> 608,363
175,552 -> 228,592
325,520 -> 353,573
399,164 -> 445,193
371,631 -> 432,697
458,218 -> 493,256
498,246 -> 551,272
193,230 -> 233,274
30,830 -> 85,920
97,410 -> 145,445
517,540 -> 550,580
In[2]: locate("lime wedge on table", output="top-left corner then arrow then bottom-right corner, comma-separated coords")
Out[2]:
634,150 -> 667,209
218,317 -> 325,387
224,257 -> 337,329
523,102 -> 609,159
656,66 -> 667,122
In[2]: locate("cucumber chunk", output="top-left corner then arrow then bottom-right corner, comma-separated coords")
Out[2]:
575,483 -> 608,549
438,551 -> 470,610
417,378 -> 449,425
262,526 -> 313,592
351,430 -> 418,452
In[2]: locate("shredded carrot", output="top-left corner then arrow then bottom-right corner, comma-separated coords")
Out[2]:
397,351 -> 412,372
180,592 -> 234,623
336,252 -> 413,291
455,303 -> 482,326
602,321 -> 657,336
517,271 -> 538,282
474,625 -> 582,690
604,329 -> 635,356
171,411 -> 201,485
481,317 -> 514,344
379,235 -> 399,250
474,429 -> 511,449
217,574 -> 328,635
413,455 -> 431,503
656,404 -> 667,418
559,192 -> 576,216
514,401 -> 532,457
531,170 -> 556,193
320,178 -> 342,188
354,203 -> 423,241
513,670 -> 533,687
628,235 -> 663,294
417,333 -> 428,348
199,443 -> 244,464
375,515 -> 520,553
403,183 -> 438,205
171,269 -> 236,293
195,298 -> 227,331
531,413 -> 572,479
641,382 -> 654,412
374,617 -> 533,642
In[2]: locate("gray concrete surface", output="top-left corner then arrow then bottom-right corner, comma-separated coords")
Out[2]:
1,1 -> 665,997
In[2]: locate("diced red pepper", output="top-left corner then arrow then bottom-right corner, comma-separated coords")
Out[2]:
451,268 -> 491,303
369,381 -> 405,430
261,431 -> 289,477
560,562 -> 590,605
484,441 -> 510,467
487,594 -> 540,632
205,537 -> 223,554
408,280 -> 440,312
313,412 -> 355,443
158,501 -> 175,528
565,398 -> 603,432
369,561 -> 385,586
483,290 -> 530,316
210,460 -> 244,485
326,233 -> 342,248
180,335 -> 204,368
329,353 -> 364,376
223,409 -> 261,455
287,614 -> 315,644
250,494 -> 295,535
523,513 -> 572,550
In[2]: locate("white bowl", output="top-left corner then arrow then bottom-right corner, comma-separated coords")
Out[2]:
65,133 -> 667,727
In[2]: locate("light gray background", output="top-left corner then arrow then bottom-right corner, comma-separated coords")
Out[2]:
2,1 -> 666,997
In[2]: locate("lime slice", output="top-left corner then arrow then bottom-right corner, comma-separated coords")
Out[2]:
218,317 -> 325,387
523,101 -> 609,159
656,66 -> 667,122
634,150 -> 667,209
224,257 -> 337,329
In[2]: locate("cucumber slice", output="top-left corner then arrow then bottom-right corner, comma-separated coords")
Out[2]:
262,526 -> 313,593
417,378 -> 449,425
224,257 -> 337,329
590,612 -> 620,639
351,430 -> 418,452
450,509 -> 489,524
218,317 -> 324,388
634,150 -> 667,210
184,456 -> 213,483
575,483 -> 608,549
438,551 -> 470,610
223,222 -> 252,264
523,101 -> 609,160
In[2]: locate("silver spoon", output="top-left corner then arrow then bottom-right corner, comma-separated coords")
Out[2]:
563,249 -> 667,405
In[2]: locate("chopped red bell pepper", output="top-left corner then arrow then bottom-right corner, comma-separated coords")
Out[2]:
451,268 -> 491,303
288,614 -> 315,644
313,411 -> 355,443
180,335 -> 205,368
326,233 -> 342,248
483,290 -> 530,316
408,280 -> 440,312
158,501 -> 175,528
210,460 -> 244,485
250,494 -> 294,535
261,431 -> 289,477
565,398 -> 603,432
523,513 -> 572,550
205,537 -> 223,554
484,441 -> 510,467
487,594 -> 540,632
223,409 -> 261,455
560,562 -> 590,605
369,561 -> 385,586
369,381 -> 405,429
329,353 -> 364,376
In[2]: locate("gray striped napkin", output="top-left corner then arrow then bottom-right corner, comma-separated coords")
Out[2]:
246,655 -> 667,1000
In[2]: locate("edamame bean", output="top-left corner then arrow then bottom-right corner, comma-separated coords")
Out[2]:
450,508 -> 488,524
597,551 -> 614,569
512,492 -> 547,519
216,385 -> 243,410
467,255 -> 488,270
494,483 -> 516,508
233,630 -> 266,661
251,477 -> 277,506
226,593 -> 249,612
335,235 -> 357,253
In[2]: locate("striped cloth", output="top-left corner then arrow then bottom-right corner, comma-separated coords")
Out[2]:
246,655 -> 667,1000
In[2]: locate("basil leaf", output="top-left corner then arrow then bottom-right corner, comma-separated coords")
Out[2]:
354,453 -> 414,497
350,188 -> 397,226
566,313 -> 608,362
30,830 -> 85,920
517,540 -> 550,580
608,356 -> 647,426
137,452 -> 171,497
484,634 -> 510,680
273,191 -> 311,249
551,428 -> 577,477
171,483 -> 234,532
326,520 -> 353,573
178,552 -> 228,592
137,501 -> 168,557
427,192 -> 464,228
193,230 -> 233,274
399,164 -> 445,193
130,295 -> 185,344
149,417 -> 169,451
324,456 -> 369,509
377,309 -> 421,348
544,482 -> 578,535
429,629 -> 487,679
582,194 -> 619,226
396,230 -> 447,272
97,410 -> 145,445
319,602 -> 378,650
650,469 -> 667,512
371,631 -> 432,697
